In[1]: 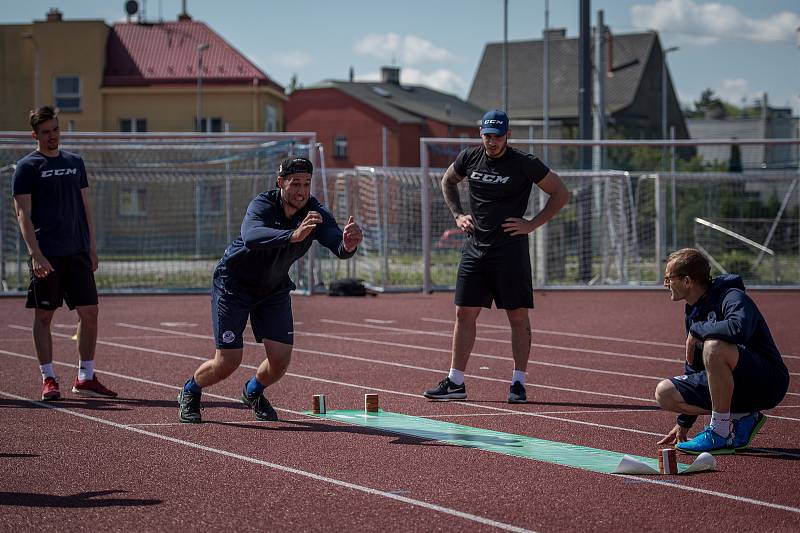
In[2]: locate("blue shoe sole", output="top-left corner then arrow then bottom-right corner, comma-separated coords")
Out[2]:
735,414 -> 766,451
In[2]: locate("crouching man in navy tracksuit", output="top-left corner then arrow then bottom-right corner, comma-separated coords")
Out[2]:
655,248 -> 789,454
177,156 -> 363,423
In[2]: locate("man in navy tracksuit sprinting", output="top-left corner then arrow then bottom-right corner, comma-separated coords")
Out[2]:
655,248 -> 789,454
177,156 -> 362,423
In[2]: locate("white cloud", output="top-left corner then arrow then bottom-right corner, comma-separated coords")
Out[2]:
401,68 -> 467,95
712,78 -> 767,107
354,67 -> 466,95
270,51 -> 312,69
354,33 -> 456,64
630,0 -> 800,45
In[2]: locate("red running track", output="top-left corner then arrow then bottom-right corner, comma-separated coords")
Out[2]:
1,290 -> 798,532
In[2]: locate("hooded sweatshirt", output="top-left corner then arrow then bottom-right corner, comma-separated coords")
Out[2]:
676,274 -> 787,428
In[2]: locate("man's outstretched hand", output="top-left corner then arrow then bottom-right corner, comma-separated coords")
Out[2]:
343,216 -> 363,252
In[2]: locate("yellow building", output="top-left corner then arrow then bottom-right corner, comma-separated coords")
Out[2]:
0,8 -> 286,132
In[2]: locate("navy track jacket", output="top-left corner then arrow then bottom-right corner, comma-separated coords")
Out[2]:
217,189 -> 354,295
676,274 -> 786,428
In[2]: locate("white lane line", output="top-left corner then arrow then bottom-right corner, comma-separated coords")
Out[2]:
6,327 -> 669,437
107,323 -> 800,420
11,323 -> 800,421
423,317 -> 683,348
318,320 -> 800,396
321,319 -> 681,363
298,331 -> 662,381
2,372 -> 799,514
421,317 -> 800,361
0,388 -> 537,533
2,327 -> 668,436
109,323 -> 659,403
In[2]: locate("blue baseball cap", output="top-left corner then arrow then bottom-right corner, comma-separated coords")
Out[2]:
480,109 -> 509,135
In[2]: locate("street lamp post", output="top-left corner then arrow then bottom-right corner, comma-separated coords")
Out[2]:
196,43 -> 209,132
662,45 -> 679,249
661,46 -> 679,149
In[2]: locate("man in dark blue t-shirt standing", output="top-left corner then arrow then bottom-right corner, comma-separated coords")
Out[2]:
12,106 -> 117,401
177,156 -> 363,423
424,110 -> 569,403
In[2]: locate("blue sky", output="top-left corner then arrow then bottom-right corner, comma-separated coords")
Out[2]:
4,0 -> 800,116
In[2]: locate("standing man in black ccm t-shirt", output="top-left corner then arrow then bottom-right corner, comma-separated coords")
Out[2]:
424,109 -> 569,403
12,106 -> 117,402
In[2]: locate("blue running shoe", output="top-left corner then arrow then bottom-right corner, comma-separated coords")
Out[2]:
675,426 -> 735,455
733,412 -> 766,450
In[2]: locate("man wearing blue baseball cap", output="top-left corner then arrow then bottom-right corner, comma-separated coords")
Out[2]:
424,109 -> 570,403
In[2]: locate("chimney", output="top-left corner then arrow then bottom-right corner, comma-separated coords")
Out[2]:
178,0 -> 192,20
381,66 -> 400,85
349,66 -> 354,82
46,8 -> 63,22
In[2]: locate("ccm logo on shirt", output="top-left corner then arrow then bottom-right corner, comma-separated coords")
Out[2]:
469,171 -> 510,184
41,168 -> 78,178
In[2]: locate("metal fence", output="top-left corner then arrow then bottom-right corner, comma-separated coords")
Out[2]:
2,134 -> 798,293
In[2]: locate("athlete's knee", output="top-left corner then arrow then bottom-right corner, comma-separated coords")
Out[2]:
655,379 -> 679,409
214,348 -> 243,377
33,309 -> 55,327
75,305 -> 98,325
267,346 -> 292,372
701,339 -> 737,367
455,306 -> 480,324
506,309 -> 530,329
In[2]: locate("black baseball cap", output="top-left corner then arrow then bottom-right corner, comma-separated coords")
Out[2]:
278,156 -> 313,177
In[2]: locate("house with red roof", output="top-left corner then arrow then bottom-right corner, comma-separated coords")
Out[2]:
285,67 -> 486,167
0,7 -> 285,132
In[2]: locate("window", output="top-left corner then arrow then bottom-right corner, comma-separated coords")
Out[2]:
197,117 -> 223,132
119,187 -> 146,217
333,135 -> 348,159
200,184 -> 223,215
54,75 -> 80,111
265,105 -> 278,132
120,118 -> 147,133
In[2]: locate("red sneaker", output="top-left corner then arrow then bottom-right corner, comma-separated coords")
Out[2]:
72,376 -> 118,398
41,377 -> 61,401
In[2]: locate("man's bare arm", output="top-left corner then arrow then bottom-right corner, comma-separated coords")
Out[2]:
441,164 -> 466,219
14,194 -> 53,276
80,187 -> 98,271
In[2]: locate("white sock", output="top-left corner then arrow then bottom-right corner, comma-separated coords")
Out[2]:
731,412 -> 748,420
78,359 -> 95,381
447,368 -> 464,386
709,411 -> 732,437
512,370 -> 526,385
40,363 -> 55,381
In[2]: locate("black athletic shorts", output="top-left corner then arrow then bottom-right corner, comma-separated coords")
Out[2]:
26,252 -> 98,310
454,238 -> 533,309
670,346 -> 789,412
211,269 -> 294,349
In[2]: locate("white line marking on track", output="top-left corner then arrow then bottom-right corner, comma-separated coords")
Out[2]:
2,374 -> 799,514
316,320 -> 800,395
322,319 -> 682,363
12,323 -> 800,420
420,317 -> 800,361
107,323 -> 800,420
0,388 -> 539,532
